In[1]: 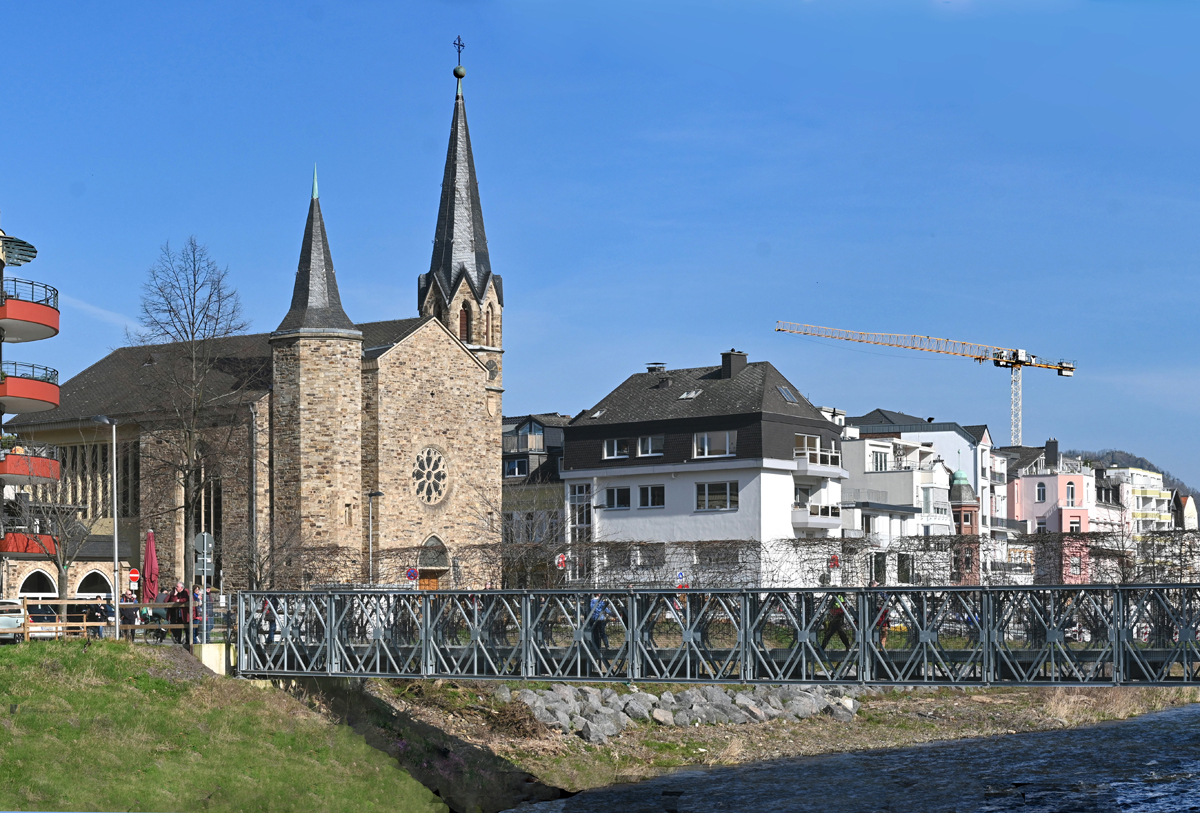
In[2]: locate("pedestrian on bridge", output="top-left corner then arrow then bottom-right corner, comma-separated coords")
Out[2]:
820,591 -> 853,651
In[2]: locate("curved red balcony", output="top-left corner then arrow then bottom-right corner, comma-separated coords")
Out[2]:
0,362 -> 59,413
0,279 -> 59,343
0,441 -> 60,485
0,531 -> 56,555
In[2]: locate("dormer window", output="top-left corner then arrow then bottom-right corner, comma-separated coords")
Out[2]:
590,410 -> 605,419
694,431 -> 736,458
603,438 -> 630,459
777,386 -> 798,403
638,435 -> 664,456
678,390 -> 702,400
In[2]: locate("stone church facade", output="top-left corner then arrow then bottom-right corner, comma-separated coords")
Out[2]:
7,67 -> 502,594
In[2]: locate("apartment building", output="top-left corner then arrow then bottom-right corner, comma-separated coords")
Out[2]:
1094,467 -> 1174,535
1000,439 -> 1094,536
845,410 -> 1008,540
560,351 -> 846,587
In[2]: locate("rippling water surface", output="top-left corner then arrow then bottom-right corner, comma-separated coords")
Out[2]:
513,704 -> 1200,812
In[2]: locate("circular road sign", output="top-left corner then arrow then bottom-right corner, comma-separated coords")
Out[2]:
555,553 -> 567,570
129,569 -> 140,583
406,567 -> 419,581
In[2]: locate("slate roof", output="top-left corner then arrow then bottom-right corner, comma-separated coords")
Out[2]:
274,190 -> 359,335
847,408 -> 929,427
504,413 -> 573,428
569,361 -> 831,427
996,445 -> 1047,474
7,318 -> 431,430
417,74 -> 503,309
963,425 -> 989,444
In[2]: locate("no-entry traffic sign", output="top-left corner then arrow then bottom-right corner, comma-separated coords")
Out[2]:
129,569 -> 140,584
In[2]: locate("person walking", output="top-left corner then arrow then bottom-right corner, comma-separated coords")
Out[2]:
119,591 -> 138,642
589,594 -> 611,651
192,585 -> 204,644
168,581 -> 189,644
820,591 -> 853,650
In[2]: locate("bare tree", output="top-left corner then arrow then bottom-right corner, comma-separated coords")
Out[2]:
128,237 -> 255,591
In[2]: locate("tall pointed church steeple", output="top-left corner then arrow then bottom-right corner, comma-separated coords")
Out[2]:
418,62 -> 503,313
274,168 -> 360,337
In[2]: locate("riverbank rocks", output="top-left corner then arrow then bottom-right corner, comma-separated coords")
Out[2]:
510,683 -> 864,744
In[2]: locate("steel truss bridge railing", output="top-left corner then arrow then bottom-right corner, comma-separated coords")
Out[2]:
236,585 -> 1200,686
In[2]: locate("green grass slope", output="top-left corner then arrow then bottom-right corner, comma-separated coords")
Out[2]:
0,642 -> 447,813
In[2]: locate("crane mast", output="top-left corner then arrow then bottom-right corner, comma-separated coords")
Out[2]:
775,321 -> 1075,447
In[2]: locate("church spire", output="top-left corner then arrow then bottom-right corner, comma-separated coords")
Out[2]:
274,173 -> 360,337
419,58 -> 501,310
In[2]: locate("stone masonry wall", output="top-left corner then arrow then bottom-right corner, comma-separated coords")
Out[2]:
271,336 -> 363,585
363,320 -> 501,587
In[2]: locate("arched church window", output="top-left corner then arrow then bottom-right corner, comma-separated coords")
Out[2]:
459,303 -> 471,342
486,306 -> 495,346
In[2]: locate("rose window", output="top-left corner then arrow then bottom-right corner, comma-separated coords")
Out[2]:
412,448 -> 448,504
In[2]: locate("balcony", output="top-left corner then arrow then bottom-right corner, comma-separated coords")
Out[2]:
0,529 -> 56,555
791,502 -> 842,530
0,361 -> 60,413
503,435 -> 545,453
990,471 -> 1007,485
793,449 -> 848,479
990,516 -> 1027,532
0,279 -> 59,343
0,439 -> 59,485
842,488 -> 889,504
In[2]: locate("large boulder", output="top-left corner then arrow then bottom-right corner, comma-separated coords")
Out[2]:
659,690 -> 676,706
674,709 -> 695,726
493,684 -> 513,703
517,689 -> 541,708
623,700 -> 651,722
651,708 -> 676,726
579,719 -> 609,744
784,694 -> 824,719
822,702 -> 854,723
551,684 -> 577,704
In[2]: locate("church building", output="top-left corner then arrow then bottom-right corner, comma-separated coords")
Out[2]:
6,64 -> 503,594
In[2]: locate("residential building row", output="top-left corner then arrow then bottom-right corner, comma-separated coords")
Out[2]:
503,350 -> 1199,588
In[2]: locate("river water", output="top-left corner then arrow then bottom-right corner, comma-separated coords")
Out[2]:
511,705 -> 1200,812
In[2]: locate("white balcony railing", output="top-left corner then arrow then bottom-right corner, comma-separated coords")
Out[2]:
794,448 -> 841,467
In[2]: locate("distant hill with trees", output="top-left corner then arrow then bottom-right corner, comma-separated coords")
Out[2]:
1065,448 -> 1196,499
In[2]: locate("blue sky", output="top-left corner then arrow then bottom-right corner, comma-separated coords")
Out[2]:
3,1 -> 1199,485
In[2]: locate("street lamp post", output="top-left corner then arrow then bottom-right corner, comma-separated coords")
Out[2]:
367,491 -> 383,584
91,415 -> 118,640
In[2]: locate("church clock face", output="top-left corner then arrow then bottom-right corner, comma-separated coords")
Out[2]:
412,447 -> 448,504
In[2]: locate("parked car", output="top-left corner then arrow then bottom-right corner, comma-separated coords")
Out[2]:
0,600 -> 24,642
24,604 -> 60,640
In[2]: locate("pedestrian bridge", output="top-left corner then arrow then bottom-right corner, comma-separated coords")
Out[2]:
236,585 -> 1200,686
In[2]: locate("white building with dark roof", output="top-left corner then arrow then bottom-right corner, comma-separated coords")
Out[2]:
560,350 -> 848,587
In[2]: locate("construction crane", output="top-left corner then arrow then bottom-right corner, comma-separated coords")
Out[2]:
775,321 -> 1075,447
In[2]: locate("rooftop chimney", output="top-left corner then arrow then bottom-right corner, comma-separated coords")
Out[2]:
1045,438 -> 1059,468
646,362 -> 666,373
720,349 -> 747,379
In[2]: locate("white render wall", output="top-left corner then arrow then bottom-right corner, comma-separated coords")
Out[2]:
563,458 -> 839,545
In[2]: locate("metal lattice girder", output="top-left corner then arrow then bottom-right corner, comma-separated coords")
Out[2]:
866,589 -> 988,684
233,586 -> 1200,686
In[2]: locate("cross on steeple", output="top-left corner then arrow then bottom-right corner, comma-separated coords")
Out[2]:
453,36 -> 465,65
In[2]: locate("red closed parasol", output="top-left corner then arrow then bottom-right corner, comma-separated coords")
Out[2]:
143,530 -> 159,603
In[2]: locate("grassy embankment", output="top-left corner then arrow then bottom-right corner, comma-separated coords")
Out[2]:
0,641 -> 447,813
374,677 -> 1200,794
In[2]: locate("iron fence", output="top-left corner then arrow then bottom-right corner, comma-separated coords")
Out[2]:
235,585 -> 1200,686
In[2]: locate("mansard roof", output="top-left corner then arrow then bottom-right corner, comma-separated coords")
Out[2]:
418,68 -> 503,310
847,408 -> 929,426
570,360 -> 832,428
274,179 -> 359,337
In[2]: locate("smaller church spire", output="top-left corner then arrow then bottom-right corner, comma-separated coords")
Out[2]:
273,174 -> 360,338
